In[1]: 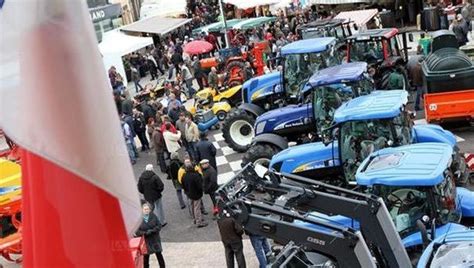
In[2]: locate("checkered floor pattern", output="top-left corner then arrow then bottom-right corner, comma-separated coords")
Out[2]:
207,130 -> 244,185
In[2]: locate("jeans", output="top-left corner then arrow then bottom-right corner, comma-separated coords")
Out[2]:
186,141 -> 198,161
185,79 -> 196,97
153,198 -> 166,225
134,80 -> 144,92
414,85 -> 426,111
224,241 -> 246,268
144,252 -> 165,268
126,142 -> 136,162
176,189 -> 186,208
249,235 -> 270,268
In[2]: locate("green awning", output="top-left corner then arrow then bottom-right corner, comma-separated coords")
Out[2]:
232,17 -> 276,30
207,19 -> 244,32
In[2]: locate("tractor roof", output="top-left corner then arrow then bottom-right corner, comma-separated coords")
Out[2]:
308,62 -> 368,87
333,90 -> 408,123
356,143 -> 453,187
280,37 -> 336,55
297,18 -> 347,30
347,28 -> 399,41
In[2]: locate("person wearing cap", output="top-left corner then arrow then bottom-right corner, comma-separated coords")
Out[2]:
200,159 -> 218,215
137,164 -> 167,227
450,14 -> 469,46
412,57 -> 426,111
195,131 -> 217,170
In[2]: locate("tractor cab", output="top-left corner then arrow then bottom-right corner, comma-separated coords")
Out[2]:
356,143 -> 474,248
331,90 -> 411,182
297,18 -> 351,42
307,62 -> 374,136
346,28 -> 410,90
280,37 -> 341,104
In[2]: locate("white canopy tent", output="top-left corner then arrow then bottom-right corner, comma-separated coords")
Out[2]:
223,0 -> 281,9
98,30 -> 153,85
139,0 -> 187,19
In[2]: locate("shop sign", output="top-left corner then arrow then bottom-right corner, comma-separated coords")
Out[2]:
89,3 -> 121,23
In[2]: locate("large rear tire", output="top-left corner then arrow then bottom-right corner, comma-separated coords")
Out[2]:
226,61 -> 246,85
222,109 -> 255,152
242,144 -> 279,168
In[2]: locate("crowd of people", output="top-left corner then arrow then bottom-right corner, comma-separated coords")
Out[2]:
113,1 -> 474,267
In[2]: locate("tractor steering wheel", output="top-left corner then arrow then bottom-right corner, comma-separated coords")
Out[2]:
387,192 -> 403,208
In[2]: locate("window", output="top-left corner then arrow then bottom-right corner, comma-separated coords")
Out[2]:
349,41 -> 383,63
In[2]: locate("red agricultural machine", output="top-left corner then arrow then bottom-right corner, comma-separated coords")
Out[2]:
199,41 -> 268,87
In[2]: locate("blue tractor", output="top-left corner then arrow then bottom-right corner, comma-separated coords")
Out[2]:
270,89 -> 469,186
242,62 -> 374,166
290,143 -> 473,263
416,229 -> 474,267
356,143 -> 474,252
222,37 -> 341,152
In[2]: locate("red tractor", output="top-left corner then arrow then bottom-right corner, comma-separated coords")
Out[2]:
199,41 -> 267,87
345,28 -> 411,90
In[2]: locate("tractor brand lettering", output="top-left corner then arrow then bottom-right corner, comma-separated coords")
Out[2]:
90,10 -> 106,21
429,104 -> 437,111
307,236 -> 326,246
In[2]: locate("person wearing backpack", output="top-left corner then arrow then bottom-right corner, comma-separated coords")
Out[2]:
137,164 -> 167,227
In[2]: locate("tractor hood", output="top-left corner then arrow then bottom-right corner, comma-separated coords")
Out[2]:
254,104 -> 312,135
412,124 -> 456,147
243,71 -> 282,104
270,141 -> 339,174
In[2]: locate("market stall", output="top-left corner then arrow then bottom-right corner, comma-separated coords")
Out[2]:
232,16 -> 276,30
98,31 -> 153,85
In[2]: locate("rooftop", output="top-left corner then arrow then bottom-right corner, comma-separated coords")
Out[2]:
356,143 -> 453,186
308,62 -> 368,87
280,37 -> 336,55
333,90 -> 408,123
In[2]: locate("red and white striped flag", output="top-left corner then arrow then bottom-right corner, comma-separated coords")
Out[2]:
0,0 -> 141,266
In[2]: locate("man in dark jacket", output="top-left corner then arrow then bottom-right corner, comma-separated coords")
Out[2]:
152,121 -> 167,173
181,159 -> 208,227
137,164 -> 167,226
217,211 -> 246,268
200,159 -> 218,215
196,132 -> 217,170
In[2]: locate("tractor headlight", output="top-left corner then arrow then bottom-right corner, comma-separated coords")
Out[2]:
255,121 -> 266,135
323,260 -> 337,268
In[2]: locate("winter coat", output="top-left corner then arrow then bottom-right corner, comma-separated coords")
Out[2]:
410,62 -> 423,87
202,166 -> 218,194
168,159 -> 183,190
175,119 -> 187,141
181,170 -> 203,200
122,99 -> 134,116
152,128 -> 165,153
163,130 -> 182,153
185,121 -> 200,143
195,139 -> 217,169
137,170 -> 164,202
135,213 -> 162,254
217,216 -> 244,245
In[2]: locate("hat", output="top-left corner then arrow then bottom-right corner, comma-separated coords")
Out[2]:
457,14 -> 463,21
145,164 -> 153,171
199,159 -> 210,165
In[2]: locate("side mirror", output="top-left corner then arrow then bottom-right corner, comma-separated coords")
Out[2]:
353,24 -> 359,31
408,33 -> 414,42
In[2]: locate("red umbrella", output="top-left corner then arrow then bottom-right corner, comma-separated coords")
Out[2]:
184,40 -> 214,55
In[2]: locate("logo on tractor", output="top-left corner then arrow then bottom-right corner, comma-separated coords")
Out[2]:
307,236 -> 326,246
429,104 -> 437,111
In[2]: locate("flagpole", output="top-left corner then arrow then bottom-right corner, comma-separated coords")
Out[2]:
219,0 -> 230,48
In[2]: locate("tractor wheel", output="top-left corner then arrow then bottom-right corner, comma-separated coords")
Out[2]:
227,80 -> 242,88
242,144 -> 279,168
226,61 -> 246,84
222,109 -> 255,152
216,110 -> 227,121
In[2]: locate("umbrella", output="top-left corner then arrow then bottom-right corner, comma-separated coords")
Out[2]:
223,0 -> 280,9
184,40 -> 214,55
